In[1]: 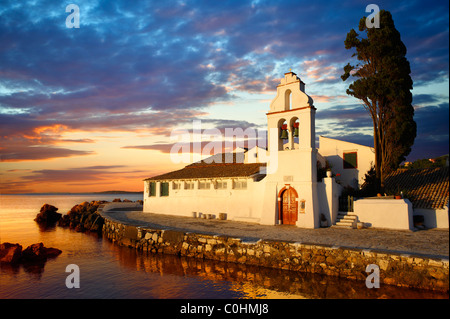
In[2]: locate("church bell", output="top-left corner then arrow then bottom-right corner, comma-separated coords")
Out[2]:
293,122 -> 299,137
280,124 -> 289,140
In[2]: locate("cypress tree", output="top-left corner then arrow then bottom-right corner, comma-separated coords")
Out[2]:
341,10 -> 416,191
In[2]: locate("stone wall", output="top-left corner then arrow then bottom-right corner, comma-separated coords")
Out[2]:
102,218 -> 449,292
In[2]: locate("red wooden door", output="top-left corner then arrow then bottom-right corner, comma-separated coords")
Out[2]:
281,188 -> 298,225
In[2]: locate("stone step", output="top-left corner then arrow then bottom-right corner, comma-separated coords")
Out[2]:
331,224 -> 354,229
337,215 -> 356,219
337,218 -> 354,222
335,220 -> 354,226
334,212 -> 358,229
337,212 -> 357,217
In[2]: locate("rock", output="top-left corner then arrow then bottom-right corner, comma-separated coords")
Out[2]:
58,201 -> 104,233
0,242 -> 61,264
22,243 -> 62,262
0,243 -> 23,263
74,223 -> 85,232
57,214 -> 71,227
112,198 -> 122,202
35,204 -> 62,225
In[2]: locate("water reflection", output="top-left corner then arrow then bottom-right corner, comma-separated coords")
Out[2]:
109,244 -> 448,299
1,194 -> 448,299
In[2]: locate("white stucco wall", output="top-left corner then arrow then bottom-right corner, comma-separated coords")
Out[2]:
143,178 -> 267,223
354,198 -> 414,230
318,136 -> 375,189
414,207 -> 449,229
317,177 -> 342,226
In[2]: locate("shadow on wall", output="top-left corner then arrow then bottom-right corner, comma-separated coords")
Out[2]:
325,155 -> 359,189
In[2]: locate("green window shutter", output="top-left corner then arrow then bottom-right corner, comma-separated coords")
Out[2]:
160,182 -> 169,196
149,182 -> 156,196
343,152 -> 357,169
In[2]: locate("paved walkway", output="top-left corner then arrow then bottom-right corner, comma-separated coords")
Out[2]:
101,209 -> 449,259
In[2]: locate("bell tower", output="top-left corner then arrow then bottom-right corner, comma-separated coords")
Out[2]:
262,70 -> 319,228
267,71 -> 315,152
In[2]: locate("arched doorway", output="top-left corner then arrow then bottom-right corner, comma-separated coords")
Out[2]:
278,186 -> 298,225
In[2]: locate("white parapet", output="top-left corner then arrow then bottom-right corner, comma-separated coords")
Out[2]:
354,198 -> 414,230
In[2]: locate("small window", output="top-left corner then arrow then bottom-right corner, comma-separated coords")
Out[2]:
149,182 -> 156,197
172,182 -> 181,190
233,179 -> 247,190
160,182 -> 169,196
184,181 -> 194,190
343,152 -> 358,169
198,181 -> 211,190
216,181 -> 227,189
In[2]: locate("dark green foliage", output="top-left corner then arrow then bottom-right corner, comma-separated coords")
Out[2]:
316,160 -> 331,182
403,155 -> 449,169
359,165 -> 378,196
342,10 -> 417,190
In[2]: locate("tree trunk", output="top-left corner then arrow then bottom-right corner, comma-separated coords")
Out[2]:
373,122 -> 382,193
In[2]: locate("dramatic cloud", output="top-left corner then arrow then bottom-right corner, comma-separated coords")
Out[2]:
0,0 -> 448,192
1,146 -> 95,162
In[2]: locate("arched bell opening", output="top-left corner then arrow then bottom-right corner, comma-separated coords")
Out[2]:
278,118 -> 289,151
289,117 -> 299,149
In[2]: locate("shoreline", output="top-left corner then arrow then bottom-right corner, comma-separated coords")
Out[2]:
99,204 -> 449,292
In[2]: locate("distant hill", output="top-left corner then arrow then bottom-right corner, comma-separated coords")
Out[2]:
93,191 -> 143,194
10,191 -> 143,195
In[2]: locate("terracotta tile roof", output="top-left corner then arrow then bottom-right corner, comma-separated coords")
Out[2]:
145,153 -> 266,181
384,167 -> 449,210
187,152 -> 245,166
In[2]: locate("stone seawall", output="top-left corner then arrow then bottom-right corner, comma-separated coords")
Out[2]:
102,218 -> 449,292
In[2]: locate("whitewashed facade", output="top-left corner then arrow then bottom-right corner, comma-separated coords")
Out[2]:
143,72 -> 371,228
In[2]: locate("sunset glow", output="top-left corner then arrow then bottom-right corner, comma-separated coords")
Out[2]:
1,0 -> 448,194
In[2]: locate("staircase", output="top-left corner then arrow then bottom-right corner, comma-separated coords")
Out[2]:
333,211 -> 358,229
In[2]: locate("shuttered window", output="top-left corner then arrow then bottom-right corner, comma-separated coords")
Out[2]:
216,181 -> 227,189
160,182 -> 169,196
184,181 -> 194,190
172,182 -> 181,190
198,181 -> 211,189
149,182 -> 156,197
343,152 -> 358,169
233,179 -> 247,189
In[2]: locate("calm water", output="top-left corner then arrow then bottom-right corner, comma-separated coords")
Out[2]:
0,194 -> 447,299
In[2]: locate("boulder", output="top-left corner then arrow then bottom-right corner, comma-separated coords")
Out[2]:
21,243 -> 62,262
57,200 -> 104,233
0,242 -> 61,264
35,204 -> 62,225
57,214 -> 71,227
0,243 -> 23,263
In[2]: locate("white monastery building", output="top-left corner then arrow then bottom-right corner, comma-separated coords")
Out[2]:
143,71 -> 382,229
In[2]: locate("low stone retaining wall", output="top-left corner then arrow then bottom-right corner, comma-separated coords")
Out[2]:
102,217 -> 449,292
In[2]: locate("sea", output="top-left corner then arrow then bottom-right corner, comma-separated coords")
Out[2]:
0,193 -> 447,301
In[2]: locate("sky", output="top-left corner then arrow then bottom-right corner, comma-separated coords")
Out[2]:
0,0 -> 448,194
